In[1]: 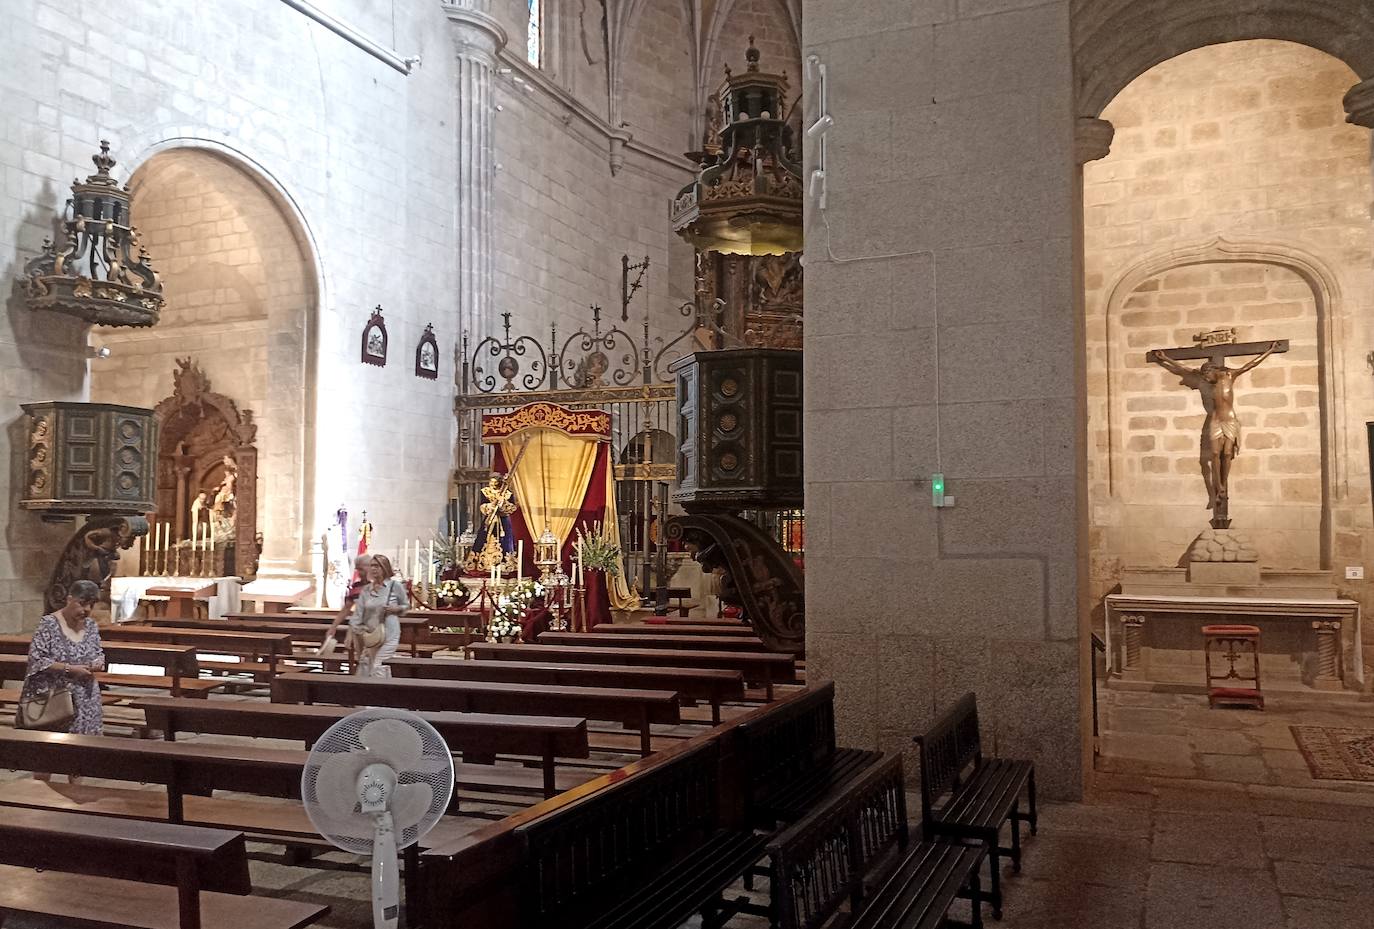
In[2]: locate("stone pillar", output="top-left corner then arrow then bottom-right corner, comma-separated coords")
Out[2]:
445,2 -> 507,339
1343,78 -> 1374,128
1075,117 -> 1114,166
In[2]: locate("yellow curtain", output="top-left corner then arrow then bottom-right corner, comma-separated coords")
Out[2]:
499,430 -> 598,554
602,460 -> 639,611
499,428 -> 640,612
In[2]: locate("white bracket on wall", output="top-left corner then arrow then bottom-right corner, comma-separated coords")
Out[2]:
805,53 -> 832,212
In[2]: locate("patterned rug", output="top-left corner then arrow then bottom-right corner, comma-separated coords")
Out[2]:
1290,726 -> 1374,781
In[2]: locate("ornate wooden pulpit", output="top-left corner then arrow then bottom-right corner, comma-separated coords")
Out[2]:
667,348 -> 804,653
20,401 -> 157,611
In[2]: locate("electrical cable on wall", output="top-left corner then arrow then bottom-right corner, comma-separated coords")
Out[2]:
804,53 -> 944,474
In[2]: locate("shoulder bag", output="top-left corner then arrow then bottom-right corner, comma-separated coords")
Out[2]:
16,685 -> 76,731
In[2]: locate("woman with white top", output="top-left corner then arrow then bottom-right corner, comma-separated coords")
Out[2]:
328,553 -> 407,677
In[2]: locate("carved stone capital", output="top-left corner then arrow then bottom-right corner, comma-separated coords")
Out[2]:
1075,116 -> 1115,165
608,129 -> 631,177
1344,78 -> 1374,128
443,3 -> 507,61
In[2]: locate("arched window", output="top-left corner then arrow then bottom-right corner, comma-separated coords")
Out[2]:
526,0 -> 542,66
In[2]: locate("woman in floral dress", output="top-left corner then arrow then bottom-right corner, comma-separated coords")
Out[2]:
22,579 -> 106,734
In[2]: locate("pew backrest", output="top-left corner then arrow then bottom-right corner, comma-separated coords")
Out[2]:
913,691 -> 983,823
513,740 -> 722,929
734,681 -> 838,809
767,754 -> 908,929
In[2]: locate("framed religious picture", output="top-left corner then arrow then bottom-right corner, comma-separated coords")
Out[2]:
415,323 -> 439,379
361,306 -> 388,367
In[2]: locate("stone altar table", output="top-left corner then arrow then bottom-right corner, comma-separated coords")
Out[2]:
1105,589 -> 1362,692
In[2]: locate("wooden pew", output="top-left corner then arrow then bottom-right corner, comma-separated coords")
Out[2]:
0,728 -> 462,928
734,680 -> 879,828
763,754 -> 986,929
102,626 -> 295,682
272,671 -> 679,757
468,641 -> 798,698
148,616 -> 438,658
0,728 -> 305,821
133,696 -> 590,799
0,806 -> 327,929
591,622 -> 759,637
416,684 -> 821,929
643,616 -> 746,627
386,656 -> 747,724
0,639 -> 218,698
538,631 -> 770,652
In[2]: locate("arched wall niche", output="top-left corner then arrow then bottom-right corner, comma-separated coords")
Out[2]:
1081,38 -> 1374,600
1098,238 -> 1342,570
1072,0 -> 1374,117
90,142 -> 320,574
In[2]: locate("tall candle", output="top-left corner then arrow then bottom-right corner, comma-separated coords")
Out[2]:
191,520 -> 198,554
517,541 -> 523,582
428,540 -> 436,585
209,517 -> 215,552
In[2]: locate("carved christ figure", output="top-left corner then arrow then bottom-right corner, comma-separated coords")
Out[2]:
479,473 -> 518,553
1147,341 -> 1281,517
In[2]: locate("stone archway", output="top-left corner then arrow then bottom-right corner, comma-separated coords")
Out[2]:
1071,0 -> 1374,120
89,146 -> 317,577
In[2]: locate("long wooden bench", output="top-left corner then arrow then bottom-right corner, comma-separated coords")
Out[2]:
0,806 -> 327,929
736,680 -> 879,828
272,671 -> 680,756
468,641 -> 798,698
513,739 -> 765,929
386,656 -> 747,724
591,622 -> 759,637
0,728 -> 469,928
133,696 -> 590,798
643,616 -> 746,627
416,684 -> 822,929
764,754 -> 985,929
915,692 -> 1037,920
147,616 -> 442,659
538,631 -> 770,652
0,640 -> 221,698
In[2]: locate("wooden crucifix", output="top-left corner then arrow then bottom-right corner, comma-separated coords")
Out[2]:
1145,330 -> 1288,529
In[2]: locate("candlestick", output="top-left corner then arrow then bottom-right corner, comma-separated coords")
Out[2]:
191,522 -> 199,577
161,522 -> 171,576
429,540 -> 436,586
517,541 -> 523,583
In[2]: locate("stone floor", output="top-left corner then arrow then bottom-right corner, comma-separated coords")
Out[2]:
994,687 -> 1374,929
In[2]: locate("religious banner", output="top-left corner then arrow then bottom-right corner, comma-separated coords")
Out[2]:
481,402 -> 637,610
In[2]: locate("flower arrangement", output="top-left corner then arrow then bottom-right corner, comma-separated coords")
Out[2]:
435,578 -> 470,608
488,579 -> 545,642
574,521 -> 623,577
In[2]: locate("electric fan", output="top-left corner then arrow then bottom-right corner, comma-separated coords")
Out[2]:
302,708 -> 455,929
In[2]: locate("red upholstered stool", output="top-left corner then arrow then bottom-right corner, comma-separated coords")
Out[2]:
1202,624 -> 1263,709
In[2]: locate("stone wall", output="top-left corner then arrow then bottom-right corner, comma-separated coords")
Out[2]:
1084,42 -> 1374,617
0,0 -> 460,627
803,1 -> 1084,799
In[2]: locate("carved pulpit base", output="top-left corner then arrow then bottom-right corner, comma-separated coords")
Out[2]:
665,513 -> 804,654
44,515 -> 148,614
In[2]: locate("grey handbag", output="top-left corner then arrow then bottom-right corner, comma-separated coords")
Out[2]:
16,685 -> 75,731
